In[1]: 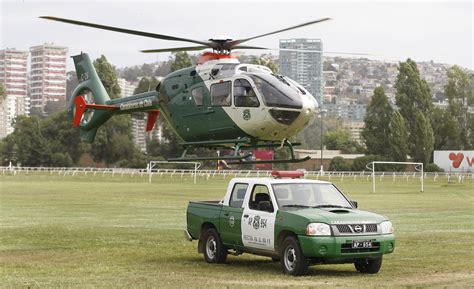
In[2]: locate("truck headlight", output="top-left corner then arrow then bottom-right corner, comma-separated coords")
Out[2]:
306,223 -> 331,236
380,221 -> 394,234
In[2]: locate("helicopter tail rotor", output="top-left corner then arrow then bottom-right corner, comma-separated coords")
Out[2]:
68,53 -> 161,142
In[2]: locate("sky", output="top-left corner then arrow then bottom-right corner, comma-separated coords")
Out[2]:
1,0 -> 472,70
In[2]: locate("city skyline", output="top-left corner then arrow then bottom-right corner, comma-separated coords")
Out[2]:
1,1 -> 472,70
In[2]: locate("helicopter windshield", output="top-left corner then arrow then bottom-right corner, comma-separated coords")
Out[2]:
248,74 -> 303,109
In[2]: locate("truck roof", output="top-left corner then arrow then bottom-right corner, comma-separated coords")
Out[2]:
229,177 -> 332,185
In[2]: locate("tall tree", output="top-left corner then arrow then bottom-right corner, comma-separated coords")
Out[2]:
412,111 -> 434,165
170,52 -> 193,72
250,56 -> 278,74
431,107 -> 462,150
444,65 -> 473,149
93,55 -> 121,99
395,59 -> 434,159
361,87 -> 393,156
1,116 -> 51,166
387,110 -> 409,162
134,77 -> 160,94
90,55 -> 139,165
324,129 -> 363,154
0,83 -> 6,101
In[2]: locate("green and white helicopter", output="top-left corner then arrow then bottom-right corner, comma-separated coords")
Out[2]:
41,16 -> 332,164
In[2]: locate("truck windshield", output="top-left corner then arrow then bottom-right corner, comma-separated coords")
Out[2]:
272,183 -> 353,209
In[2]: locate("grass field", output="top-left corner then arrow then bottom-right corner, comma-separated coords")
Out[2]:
1,172 -> 473,288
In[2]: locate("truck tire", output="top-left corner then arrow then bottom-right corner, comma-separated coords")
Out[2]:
354,256 -> 382,273
202,228 -> 227,264
280,236 -> 308,276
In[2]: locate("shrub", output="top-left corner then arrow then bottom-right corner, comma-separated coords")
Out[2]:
425,163 -> 444,172
329,156 -> 351,171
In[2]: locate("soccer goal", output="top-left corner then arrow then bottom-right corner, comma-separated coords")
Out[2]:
147,161 -> 201,184
366,161 -> 424,193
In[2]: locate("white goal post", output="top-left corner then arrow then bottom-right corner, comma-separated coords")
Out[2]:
367,161 -> 424,193
148,161 -> 201,184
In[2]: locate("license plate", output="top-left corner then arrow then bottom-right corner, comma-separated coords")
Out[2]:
352,240 -> 372,249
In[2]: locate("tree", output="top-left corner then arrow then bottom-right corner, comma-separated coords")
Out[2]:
93,55 -> 121,99
431,107 -> 462,150
0,83 -> 6,101
444,65 -> 473,149
134,77 -> 161,94
42,111 -> 86,164
387,111 -> 409,162
44,99 -> 66,115
66,70 -> 78,102
324,129 -> 363,154
362,87 -> 393,156
1,116 -> 51,166
250,56 -> 278,74
395,59 -> 434,159
412,111 -> 434,165
170,52 -> 193,72
91,55 -> 142,165
329,156 -> 350,171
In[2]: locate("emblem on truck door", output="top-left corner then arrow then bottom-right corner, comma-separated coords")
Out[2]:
253,216 -> 261,229
229,216 -> 235,227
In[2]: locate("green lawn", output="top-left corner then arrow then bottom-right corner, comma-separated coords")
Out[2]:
1,172 -> 473,288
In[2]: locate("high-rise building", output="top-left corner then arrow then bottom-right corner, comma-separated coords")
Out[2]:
117,78 -> 137,98
29,43 -> 68,112
0,48 -> 29,138
279,38 -> 323,104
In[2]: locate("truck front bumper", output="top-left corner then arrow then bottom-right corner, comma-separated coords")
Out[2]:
298,234 -> 395,259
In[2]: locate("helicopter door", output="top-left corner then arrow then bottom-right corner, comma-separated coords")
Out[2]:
225,78 -> 267,136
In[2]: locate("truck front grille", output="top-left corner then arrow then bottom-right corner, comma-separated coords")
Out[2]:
341,242 -> 381,253
333,224 -> 379,235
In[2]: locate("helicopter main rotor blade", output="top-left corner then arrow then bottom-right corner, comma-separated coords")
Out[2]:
40,16 -> 213,47
141,46 -> 210,53
225,17 -> 331,50
232,45 -> 269,50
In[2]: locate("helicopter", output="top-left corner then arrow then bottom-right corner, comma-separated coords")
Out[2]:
40,16 -> 332,164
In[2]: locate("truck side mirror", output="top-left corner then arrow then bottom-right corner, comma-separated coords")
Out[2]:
351,201 -> 358,209
258,201 -> 274,212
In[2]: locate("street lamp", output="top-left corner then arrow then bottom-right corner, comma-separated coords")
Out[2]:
319,108 -> 327,174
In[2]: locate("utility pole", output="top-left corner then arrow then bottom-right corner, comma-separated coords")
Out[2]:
319,108 -> 327,174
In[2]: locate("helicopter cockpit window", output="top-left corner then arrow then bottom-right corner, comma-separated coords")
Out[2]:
210,81 -> 231,106
249,74 -> 303,109
234,79 -> 259,107
191,86 -> 203,106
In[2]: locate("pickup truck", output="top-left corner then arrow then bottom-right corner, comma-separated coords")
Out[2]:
185,171 -> 395,275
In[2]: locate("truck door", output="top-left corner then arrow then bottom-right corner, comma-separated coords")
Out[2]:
241,184 -> 276,251
219,183 -> 248,247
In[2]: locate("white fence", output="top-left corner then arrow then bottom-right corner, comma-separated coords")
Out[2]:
1,166 -> 472,184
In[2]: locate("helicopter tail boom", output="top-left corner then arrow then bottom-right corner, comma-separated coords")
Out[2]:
68,53 -> 160,142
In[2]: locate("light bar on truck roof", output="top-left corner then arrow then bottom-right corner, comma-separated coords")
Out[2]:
271,170 -> 304,179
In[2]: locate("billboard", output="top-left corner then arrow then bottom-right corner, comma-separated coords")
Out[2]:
433,150 -> 474,172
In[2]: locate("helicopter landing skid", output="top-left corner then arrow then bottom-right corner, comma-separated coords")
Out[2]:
168,138 -> 311,164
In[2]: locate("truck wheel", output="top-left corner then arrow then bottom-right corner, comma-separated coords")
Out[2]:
354,256 -> 382,273
280,236 -> 308,276
202,228 -> 227,264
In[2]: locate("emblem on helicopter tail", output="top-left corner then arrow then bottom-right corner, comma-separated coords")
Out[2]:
243,109 -> 251,121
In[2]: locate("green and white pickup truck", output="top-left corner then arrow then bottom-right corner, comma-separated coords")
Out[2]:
185,171 -> 395,275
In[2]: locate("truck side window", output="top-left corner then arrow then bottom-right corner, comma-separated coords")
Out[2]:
249,184 -> 273,212
229,183 -> 248,208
